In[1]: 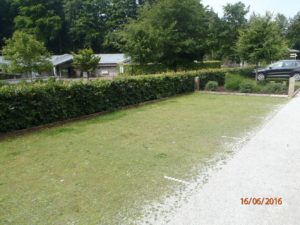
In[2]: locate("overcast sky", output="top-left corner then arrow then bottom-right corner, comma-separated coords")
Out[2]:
202,0 -> 299,18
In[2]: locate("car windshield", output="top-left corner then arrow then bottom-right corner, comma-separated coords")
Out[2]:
269,61 -> 283,69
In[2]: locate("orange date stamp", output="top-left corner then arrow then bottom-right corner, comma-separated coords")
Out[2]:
241,197 -> 283,205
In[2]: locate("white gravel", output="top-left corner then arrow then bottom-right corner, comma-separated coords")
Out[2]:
138,94 -> 300,225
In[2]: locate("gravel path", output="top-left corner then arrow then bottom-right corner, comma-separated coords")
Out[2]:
145,94 -> 300,225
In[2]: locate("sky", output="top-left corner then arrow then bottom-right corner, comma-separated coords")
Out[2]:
201,0 -> 299,18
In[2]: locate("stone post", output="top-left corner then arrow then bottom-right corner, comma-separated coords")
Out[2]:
194,77 -> 200,91
288,77 -> 295,98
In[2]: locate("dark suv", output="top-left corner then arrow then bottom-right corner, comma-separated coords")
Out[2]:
253,60 -> 300,81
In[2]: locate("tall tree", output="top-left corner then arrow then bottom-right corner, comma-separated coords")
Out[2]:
64,0 -> 110,52
12,0 -> 63,52
220,1 -> 250,62
117,0 -> 209,70
275,13 -> 289,38
0,0 -> 16,49
1,31 -> 52,78
287,12 -> 300,50
205,8 -> 223,60
104,0 -> 143,52
236,13 -> 288,76
107,0 -> 139,31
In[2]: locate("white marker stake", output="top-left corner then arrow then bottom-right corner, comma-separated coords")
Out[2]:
164,176 -> 191,185
221,136 -> 242,140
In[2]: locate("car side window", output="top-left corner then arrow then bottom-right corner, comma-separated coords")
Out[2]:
282,61 -> 295,68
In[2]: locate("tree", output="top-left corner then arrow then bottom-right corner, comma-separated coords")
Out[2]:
287,12 -> 300,50
1,31 -> 52,79
220,1 -> 250,62
236,13 -> 288,78
117,0 -> 209,71
107,0 -> 139,31
64,0 -> 110,52
205,8 -> 223,60
0,0 -> 16,49
275,13 -> 289,37
72,48 -> 100,79
12,0 -> 63,51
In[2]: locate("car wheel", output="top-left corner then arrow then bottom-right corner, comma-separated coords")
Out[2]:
257,73 -> 265,81
293,73 -> 300,81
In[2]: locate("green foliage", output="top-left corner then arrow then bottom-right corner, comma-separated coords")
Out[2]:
13,0 -> 63,49
225,73 -> 288,94
0,0 -> 15,48
236,13 -> 288,65
205,81 -> 218,91
121,61 -> 221,75
64,0 -> 110,51
275,13 -> 289,37
260,82 -> 287,94
0,67 -> 252,133
224,73 -> 245,90
0,74 -> 194,133
287,12 -> 300,50
117,0 -> 209,70
239,79 -> 257,93
1,31 -> 52,77
72,48 -> 100,77
220,2 -> 250,61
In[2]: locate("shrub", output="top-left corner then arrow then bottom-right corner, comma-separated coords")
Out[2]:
225,74 -> 245,91
120,61 -> 221,75
239,80 -> 257,93
0,80 -> 8,87
261,82 -> 287,94
205,81 -> 219,91
0,67 -> 252,133
0,74 -> 194,133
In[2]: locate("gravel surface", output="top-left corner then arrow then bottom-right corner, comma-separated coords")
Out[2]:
140,94 -> 300,225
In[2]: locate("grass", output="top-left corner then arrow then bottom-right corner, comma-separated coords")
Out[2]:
0,93 -> 286,225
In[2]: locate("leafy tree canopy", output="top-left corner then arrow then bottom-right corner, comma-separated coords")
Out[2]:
236,13 -> 288,65
275,13 -> 289,38
117,0 -> 209,70
12,0 -> 63,49
220,1 -> 250,61
287,13 -> 300,50
72,48 -> 100,77
1,31 -> 52,76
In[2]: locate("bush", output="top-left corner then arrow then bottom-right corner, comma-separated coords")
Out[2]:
205,81 -> 218,91
0,74 -> 195,133
120,61 -> 221,75
0,67 -> 252,133
260,82 -> 287,94
239,80 -> 257,93
0,80 -> 8,87
225,74 -> 245,91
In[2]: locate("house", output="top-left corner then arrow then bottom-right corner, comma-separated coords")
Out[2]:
51,53 -> 129,78
0,53 -> 129,78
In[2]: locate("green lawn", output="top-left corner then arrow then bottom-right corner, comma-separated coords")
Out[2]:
0,93 -> 286,225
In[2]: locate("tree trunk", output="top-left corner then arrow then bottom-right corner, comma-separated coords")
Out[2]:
255,63 -> 258,81
173,64 -> 177,73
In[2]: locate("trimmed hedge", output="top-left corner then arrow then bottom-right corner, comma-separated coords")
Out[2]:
120,61 -> 222,75
0,75 -> 194,133
0,67 -> 252,133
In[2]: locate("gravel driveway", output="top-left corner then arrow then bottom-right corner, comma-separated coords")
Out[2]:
141,94 -> 300,225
